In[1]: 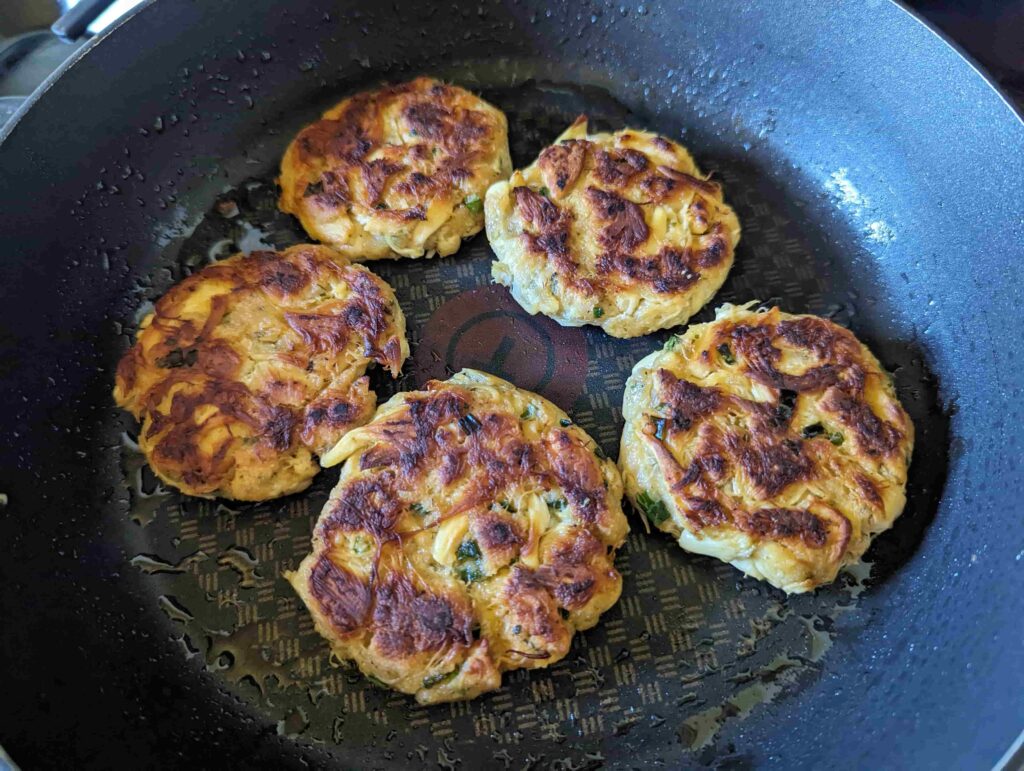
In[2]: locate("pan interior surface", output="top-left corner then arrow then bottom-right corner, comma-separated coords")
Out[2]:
0,1 -> 1021,769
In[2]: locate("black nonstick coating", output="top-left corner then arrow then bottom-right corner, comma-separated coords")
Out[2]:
0,1 -> 1021,769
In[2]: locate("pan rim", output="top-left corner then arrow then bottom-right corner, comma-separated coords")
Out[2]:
0,0 -> 1021,150
0,0 -> 1020,766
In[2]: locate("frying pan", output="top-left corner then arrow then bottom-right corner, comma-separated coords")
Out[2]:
1,1 -> 1022,768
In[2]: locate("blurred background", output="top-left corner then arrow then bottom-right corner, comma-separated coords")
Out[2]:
0,0 -> 1021,125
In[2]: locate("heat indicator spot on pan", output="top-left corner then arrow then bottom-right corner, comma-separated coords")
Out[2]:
411,284 -> 587,411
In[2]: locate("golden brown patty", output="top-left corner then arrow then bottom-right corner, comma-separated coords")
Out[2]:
619,304 -> 913,593
485,116 -> 741,338
113,244 -> 408,501
279,77 -> 511,260
288,369 -> 629,704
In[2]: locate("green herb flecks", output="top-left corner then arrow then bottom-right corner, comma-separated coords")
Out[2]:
776,389 -> 798,425
410,502 -> 430,517
545,497 -> 567,511
456,539 -> 481,561
458,412 -> 482,434
716,343 -> 735,365
664,335 -> 680,351
458,562 -> 484,584
636,490 -> 670,526
520,404 -> 536,421
828,430 -> 845,446
593,306 -> 604,319
498,499 -> 517,513
157,347 -> 198,369
650,416 -> 667,441
801,423 -> 825,439
559,418 -> 573,427
422,669 -> 458,689
539,186 -> 550,197
464,193 -> 483,214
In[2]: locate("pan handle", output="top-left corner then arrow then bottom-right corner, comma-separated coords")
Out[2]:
51,0 -> 119,42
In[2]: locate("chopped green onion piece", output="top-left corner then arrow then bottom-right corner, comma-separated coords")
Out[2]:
456,539 -> 481,561
559,418 -> 573,427
664,335 -> 680,351
156,347 -> 198,369
499,499 -> 517,513
519,404 -> 536,420
458,562 -> 484,583
464,193 -> 483,214
801,423 -> 824,439
539,186 -> 550,197
410,502 -> 430,516
593,306 -> 604,318
828,430 -> 845,446
716,343 -> 735,365
776,389 -> 798,424
636,490 -> 670,526
422,669 -> 458,688
458,413 -> 482,434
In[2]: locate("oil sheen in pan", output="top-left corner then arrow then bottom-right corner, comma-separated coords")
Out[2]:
116,78 -> 948,766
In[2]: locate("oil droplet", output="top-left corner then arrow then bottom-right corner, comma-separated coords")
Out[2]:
680,655 -> 804,750
131,550 -> 208,574
158,594 -> 194,624
277,706 -> 310,737
217,545 -> 260,589
204,623 -> 296,693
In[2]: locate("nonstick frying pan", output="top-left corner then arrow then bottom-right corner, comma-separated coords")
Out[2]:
1,1 -> 1022,768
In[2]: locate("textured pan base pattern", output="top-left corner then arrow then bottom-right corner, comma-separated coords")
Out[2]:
118,79 -> 946,767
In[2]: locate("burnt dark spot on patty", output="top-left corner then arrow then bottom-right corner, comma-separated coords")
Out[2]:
309,555 -> 371,634
737,507 -> 829,548
586,186 -> 649,253
727,430 -> 813,499
371,571 -> 473,658
656,369 -> 722,431
822,389 -> 902,457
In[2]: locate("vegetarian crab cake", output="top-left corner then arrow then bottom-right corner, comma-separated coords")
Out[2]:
279,77 -> 511,260
288,369 -> 628,704
619,303 -> 913,593
485,116 -> 740,338
114,244 -> 409,501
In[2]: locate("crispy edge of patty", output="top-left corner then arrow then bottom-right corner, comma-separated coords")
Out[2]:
113,244 -> 409,500
287,369 -> 628,703
485,116 -> 740,337
279,76 -> 511,260
619,303 -> 913,593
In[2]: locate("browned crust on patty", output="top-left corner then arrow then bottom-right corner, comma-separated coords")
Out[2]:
635,307 -> 911,576
113,244 -> 407,499
318,387 -> 617,541
291,373 -> 627,701
279,77 -> 509,258
507,117 -> 737,298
